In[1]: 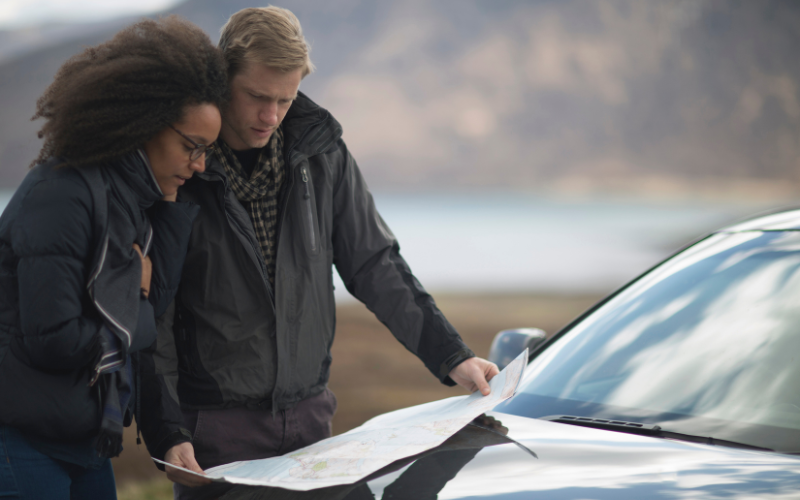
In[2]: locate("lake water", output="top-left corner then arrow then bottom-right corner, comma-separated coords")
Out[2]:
349,192 -> 783,298
0,189 -> 785,298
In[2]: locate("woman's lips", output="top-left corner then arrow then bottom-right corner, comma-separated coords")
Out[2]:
252,127 -> 273,138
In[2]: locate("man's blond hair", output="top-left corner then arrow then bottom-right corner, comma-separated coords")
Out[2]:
219,6 -> 315,78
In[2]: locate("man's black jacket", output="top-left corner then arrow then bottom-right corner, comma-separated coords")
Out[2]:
157,93 -> 474,412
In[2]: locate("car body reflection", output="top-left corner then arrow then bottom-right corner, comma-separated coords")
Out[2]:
222,413 -> 800,500
433,414 -> 800,499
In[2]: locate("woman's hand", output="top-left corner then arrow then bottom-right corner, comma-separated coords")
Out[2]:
132,243 -> 152,299
164,442 -> 212,487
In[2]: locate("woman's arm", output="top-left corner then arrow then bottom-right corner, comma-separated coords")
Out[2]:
137,198 -> 201,481
12,176 -> 103,371
132,348 -> 191,461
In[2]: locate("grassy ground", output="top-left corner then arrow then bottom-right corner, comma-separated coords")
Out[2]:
112,292 -> 603,498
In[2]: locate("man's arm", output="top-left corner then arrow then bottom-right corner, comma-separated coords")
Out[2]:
330,141 -> 497,392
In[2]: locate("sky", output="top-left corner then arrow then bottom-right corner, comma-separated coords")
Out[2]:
0,0 -> 182,29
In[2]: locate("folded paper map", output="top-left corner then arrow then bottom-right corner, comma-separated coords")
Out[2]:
153,349 -> 527,491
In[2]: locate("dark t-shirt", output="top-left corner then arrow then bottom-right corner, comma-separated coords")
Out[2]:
232,148 -> 261,179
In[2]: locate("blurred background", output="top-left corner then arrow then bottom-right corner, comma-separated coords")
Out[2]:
2,0 -> 800,498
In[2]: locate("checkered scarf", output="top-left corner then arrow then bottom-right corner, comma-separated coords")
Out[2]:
217,127 -> 285,283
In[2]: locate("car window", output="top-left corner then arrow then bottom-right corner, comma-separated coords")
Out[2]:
498,231 -> 800,452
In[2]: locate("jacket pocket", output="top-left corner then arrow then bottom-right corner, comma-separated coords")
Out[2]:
298,165 -> 321,257
0,340 -> 100,440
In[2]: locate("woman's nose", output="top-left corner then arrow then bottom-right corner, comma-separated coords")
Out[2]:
190,154 -> 206,173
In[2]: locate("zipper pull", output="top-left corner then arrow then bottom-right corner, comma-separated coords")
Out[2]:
301,167 -> 310,200
89,366 -> 101,387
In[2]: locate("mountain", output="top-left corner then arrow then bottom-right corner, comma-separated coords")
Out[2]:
1,0 -> 799,194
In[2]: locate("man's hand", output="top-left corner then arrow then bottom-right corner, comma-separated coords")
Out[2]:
448,357 -> 499,396
164,442 -> 212,487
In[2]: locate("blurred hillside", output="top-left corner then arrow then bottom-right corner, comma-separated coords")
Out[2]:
1,0 -> 800,195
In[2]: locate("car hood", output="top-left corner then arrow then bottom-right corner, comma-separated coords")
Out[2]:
224,411 -> 800,500
363,411 -> 800,499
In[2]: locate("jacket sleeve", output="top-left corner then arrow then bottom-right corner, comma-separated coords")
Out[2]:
11,176 -> 102,371
146,200 -> 200,317
133,346 -> 190,464
330,141 -> 474,385
149,299 -> 185,470
136,201 -> 198,463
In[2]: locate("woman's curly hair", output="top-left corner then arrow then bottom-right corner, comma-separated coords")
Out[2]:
32,16 -> 229,168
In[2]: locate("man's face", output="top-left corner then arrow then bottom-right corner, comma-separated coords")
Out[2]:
220,62 -> 303,151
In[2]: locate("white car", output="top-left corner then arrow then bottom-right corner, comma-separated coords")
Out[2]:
225,208 -> 800,499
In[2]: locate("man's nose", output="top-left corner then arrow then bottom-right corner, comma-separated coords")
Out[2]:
259,102 -> 278,125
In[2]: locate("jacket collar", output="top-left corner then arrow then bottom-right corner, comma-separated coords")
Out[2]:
200,92 -> 342,183
109,149 -> 164,210
282,91 -> 343,159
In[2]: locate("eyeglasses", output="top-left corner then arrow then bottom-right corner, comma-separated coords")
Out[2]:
168,124 -> 214,161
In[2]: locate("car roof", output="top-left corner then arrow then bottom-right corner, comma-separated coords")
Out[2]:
720,207 -> 800,232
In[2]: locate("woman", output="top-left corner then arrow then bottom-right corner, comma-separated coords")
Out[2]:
0,16 -> 226,499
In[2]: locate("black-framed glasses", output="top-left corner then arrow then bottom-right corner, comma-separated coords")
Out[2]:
169,124 -> 214,161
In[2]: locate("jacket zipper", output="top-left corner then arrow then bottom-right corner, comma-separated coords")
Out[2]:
86,235 -> 132,348
86,234 -> 133,385
300,166 -> 318,254
89,225 -> 151,344
208,170 -> 275,305
142,225 -> 153,256
275,112 -> 332,245
226,208 -> 274,302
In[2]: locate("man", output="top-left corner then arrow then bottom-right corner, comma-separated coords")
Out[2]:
157,6 -> 499,498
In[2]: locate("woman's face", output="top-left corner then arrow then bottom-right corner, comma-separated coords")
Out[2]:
144,103 -> 222,198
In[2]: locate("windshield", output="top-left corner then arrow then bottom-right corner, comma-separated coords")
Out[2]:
497,230 -> 800,453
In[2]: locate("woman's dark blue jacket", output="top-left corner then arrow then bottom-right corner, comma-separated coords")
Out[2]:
0,157 -> 197,462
